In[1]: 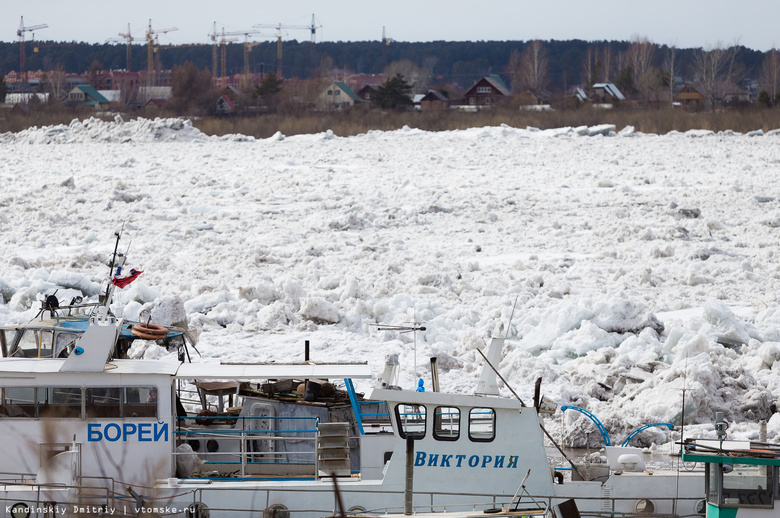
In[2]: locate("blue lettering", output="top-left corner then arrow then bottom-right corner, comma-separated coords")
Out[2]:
123,423 -> 137,441
138,423 -> 152,442
154,422 -> 169,442
427,454 -> 439,467
87,423 -> 102,442
415,451 -> 426,466
494,456 -> 505,468
468,455 -> 479,468
441,454 -> 452,467
507,456 -> 518,468
481,455 -> 492,468
455,455 -> 466,467
104,423 -> 121,442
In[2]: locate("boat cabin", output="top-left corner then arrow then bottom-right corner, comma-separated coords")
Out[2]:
683,439 -> 780,517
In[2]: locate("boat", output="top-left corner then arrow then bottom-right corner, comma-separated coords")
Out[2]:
0,237 -> 729,518
681,414 -> 780,518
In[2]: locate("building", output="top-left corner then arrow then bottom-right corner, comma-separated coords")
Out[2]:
591,83 -> 625,103
419,90 -> 450,111
356,85 -> 378,102
463,75 -> 510,106
63,85 -> 110,107
318,81 -> 361,110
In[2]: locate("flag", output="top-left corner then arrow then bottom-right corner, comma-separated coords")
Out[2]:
112,267 -> 143,288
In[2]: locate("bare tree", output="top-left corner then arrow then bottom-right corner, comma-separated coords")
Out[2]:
47,66 -> 69,102
760,48 -> 780,99
625,36 -> 656,101
518,40 -> 548,92
663,45 -> 678,107
504,49 -> 522,93
581,45 -> 596,89
384,60 -> 425,91
692,42 -> 739,109
600,45 -> 613,83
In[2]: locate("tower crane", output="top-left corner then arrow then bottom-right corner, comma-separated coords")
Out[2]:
145,20 -> 177,85
253,14 -> 321,77
223,29 -> 274,76
117,23 -> 134,72
218,28 -> 239,78
17,16 -> 48,83
209,23 -> 219,77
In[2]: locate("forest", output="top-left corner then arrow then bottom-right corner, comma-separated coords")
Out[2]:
0,38 -> 770,92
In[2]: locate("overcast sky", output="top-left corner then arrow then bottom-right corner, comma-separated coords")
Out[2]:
6,0 -> 779,52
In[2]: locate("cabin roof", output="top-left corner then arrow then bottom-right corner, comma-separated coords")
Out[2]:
174,362 -> 372,380
372,387 -> 525,409
0,358 -> 181,375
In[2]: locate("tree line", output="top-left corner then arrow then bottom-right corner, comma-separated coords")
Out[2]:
0,38 -> 770,93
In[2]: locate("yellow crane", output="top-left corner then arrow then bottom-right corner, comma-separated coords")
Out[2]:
145,20 -> 177,85
117,23 -> 134,72
223,29 -> 274,76
218,28 -> 239,78
253,14 -> 321,77
17,16 -> 48,83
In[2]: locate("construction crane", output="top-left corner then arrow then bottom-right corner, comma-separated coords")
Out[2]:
208,23 -> 219,77
145,20 -> 177,85
253,14 -> 321,77
218,28 -> 239,78
117,23 -> 134,72
17,16 -> 48,83
223,29 -> 274,76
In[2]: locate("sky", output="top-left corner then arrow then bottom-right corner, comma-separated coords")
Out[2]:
5,0 -> 780,51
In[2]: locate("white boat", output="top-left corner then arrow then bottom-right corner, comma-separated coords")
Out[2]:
0,239 -> 737,518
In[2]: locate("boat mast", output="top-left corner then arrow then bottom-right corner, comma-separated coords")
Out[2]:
102,228 -> 124,311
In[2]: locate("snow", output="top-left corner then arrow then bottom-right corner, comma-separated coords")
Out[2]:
3,116 -> 780,449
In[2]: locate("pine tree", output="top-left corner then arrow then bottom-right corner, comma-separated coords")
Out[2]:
374,74 -> 414,109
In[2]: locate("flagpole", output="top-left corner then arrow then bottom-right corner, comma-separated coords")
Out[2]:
104,227 -> 123,310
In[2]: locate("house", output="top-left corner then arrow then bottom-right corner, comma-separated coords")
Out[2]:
216,86 -> 241,114
515,89 -> 551,106
673,83 -> 705,108
420,90 -> 450,111
63,85 -> 110,107
591,83 -> 625,103
463,74 -> 510,106
317,81 -> 361,110
356,84 -> 378,101
674,81 -> 750,109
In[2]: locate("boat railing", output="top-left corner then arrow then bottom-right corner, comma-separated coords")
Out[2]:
0,472 -> 117,513
174,414 -> 322,479
153,484 -> 705,517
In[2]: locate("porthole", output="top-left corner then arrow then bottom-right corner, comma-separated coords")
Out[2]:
265,504 -> 290,518
185,502 -> 209,518
10,503 -> 30,518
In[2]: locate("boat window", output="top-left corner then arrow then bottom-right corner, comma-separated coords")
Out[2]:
1,387 -> 83,418
721,463 -> 774,508
433,406 -> 460,441
11,329 -> 54,358
54,332 -> 80,358
468,407 -> 495,442
86,387 -> 157,418
395,404 -> 426,439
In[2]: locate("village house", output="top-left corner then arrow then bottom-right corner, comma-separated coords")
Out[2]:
356,84 -> 378,101
463,74 -> 510,106
317,81 -> 361,110
591,83 -> 625,104
419,90 -> 450,111
63,85 -> 110,108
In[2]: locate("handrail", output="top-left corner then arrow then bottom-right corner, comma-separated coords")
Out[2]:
620,422 -> 674,447
561,405 -> 611,446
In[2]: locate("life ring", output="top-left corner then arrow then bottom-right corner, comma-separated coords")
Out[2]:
131,323 -> 169,340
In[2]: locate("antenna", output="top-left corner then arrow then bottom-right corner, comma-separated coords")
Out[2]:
371,321 -> 426,387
